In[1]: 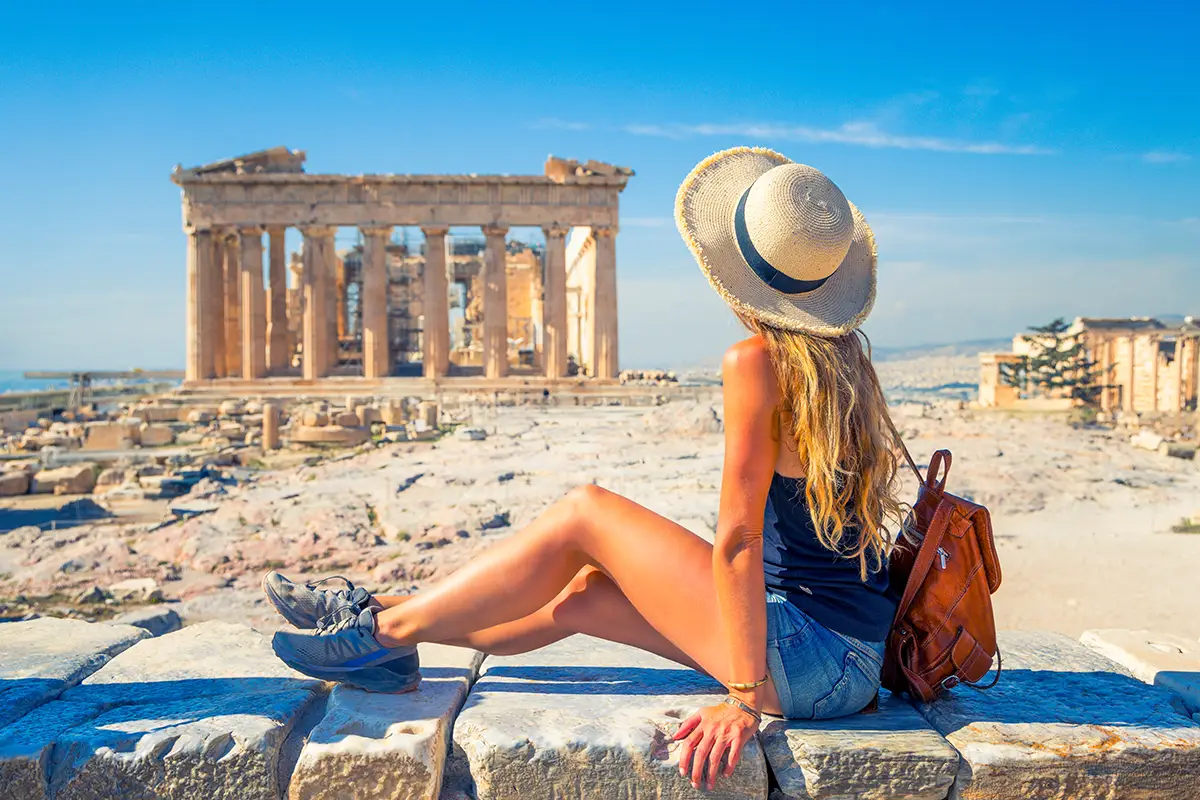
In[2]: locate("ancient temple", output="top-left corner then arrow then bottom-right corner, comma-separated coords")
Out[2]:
172,148 -> 633,384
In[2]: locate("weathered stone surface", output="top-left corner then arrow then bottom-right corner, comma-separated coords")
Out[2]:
138,422 -> 175,446
0,700 -> 101,800
47,621 -> 325,799
30,464 -> 97,495
0,617 -> 148,728
289,424 -> 370,445
82,420 -> 140,450
108,605 -> 182,637
761,690 -> 959,800
1081,629 -> 1200,715
453,636 -> 769,800
0,470 -> 30,496
108,577 -> 162,602
288,644 -> 483,800
918,630 -> 1200,800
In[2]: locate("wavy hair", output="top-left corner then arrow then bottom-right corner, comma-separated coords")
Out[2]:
741,317 -> 904,579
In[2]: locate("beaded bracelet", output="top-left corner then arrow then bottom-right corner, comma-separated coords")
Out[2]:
722,694 -> 762,723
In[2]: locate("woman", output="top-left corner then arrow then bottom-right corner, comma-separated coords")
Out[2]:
267,147 -> 903,791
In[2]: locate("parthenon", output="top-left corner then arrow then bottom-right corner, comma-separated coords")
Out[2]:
174,148 -> 632,385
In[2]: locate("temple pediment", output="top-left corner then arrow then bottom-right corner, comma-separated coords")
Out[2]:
174,146 -> 307,177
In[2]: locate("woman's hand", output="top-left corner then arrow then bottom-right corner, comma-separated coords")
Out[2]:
673,701 -> 759,791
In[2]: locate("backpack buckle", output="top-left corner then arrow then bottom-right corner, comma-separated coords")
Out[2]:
940,675 -> 960,691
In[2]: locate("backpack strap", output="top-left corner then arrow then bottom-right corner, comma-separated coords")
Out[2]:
893,498 -> 954,626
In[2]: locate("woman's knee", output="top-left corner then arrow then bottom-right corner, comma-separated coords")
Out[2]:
551,484 -> 612,538
550,566 -> 613,632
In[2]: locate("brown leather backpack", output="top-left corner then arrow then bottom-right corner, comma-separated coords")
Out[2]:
880,445 -> 1003,703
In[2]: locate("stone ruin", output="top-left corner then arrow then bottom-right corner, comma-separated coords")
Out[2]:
1,618 -> 1198,799
175,147 -> 633,385
0,395 -> 447,505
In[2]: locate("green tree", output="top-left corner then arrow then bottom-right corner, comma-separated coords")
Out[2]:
1001,318 -> 1106,406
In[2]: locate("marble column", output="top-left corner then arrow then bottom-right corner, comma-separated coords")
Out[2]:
541,226 -> 568,378
422,227 -> 450,379
328,252 -> 342,372
361,225 -> 393,379
223,231 -> 242,378
1125,335 -> 1136,412
482,225 -> 510,379
1171,337 -> 1184,412
591,225 -> 619,380
239,227 -> 267,380
209,235 -> 227,377
266,226 -> 288,373
185,228 -> 215,382
300,226 -> 336,380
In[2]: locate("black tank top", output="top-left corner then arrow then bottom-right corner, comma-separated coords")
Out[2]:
763,473 -> 896,641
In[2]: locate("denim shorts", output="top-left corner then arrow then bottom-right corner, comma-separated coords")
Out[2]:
764,590 -> 886,719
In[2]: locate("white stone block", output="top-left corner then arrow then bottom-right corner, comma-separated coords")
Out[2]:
760,690 -> 959,800
917,630 -> 1200,799
1080,629 -> 1200,715
0,617 -> 147,728
453,636 -> 769,800
47,621 -> 324,799
288,644 -> 484,800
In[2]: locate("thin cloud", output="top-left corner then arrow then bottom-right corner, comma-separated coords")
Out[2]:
1142,150 -> 1191,164
622,120 -> 1055,156
531,118 -> 591,132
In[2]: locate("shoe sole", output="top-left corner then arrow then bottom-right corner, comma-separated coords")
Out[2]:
277,650 -> 422,693
261,572 -> 318,630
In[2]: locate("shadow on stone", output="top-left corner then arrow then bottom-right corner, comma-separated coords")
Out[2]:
477,664 -> 722,695
925,668 -> 1200,731
0,498 -> 112,532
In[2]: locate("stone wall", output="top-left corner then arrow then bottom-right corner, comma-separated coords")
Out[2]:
2,619 -> 1198,799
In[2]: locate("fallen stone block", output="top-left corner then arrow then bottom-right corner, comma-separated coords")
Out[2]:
0,470 -> 30,496
288,644 -> 483,800
917,630 -> 1200,799
219,399 -> 246,417
1131,430 -> 1165,451
92,467 -> 132,494
332,411 -> 361,428
49,621 -> 325,799
1080,629 -> 1200,716
289,424 -> 371,446
455,427 -> 487,441
30,464 -> 97,495
138,422 -> 175,447
107,605 -> 182,637
453,636 -> 769,800
131,405 -> 185,423
82,420 -> 140,450
1158,441 -> 1198,460
0,617 -> 148,728
760,690 -> 959,800
107,577 -> 163,602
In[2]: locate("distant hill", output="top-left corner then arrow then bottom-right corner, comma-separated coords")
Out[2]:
872,337 -> 1013,362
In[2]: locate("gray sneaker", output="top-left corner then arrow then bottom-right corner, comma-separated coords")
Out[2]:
262,571 -> 373,629
271,606 -> 421,693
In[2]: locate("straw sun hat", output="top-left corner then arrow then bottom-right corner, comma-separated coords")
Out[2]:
675,147 -> 877,336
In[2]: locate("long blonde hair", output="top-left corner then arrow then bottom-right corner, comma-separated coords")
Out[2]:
742,316 -> 904,579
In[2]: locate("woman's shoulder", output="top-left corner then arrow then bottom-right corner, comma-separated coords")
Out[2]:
722,336 -> 780,402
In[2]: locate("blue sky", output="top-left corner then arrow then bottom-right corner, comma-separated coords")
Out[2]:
1,1 -> 1197,370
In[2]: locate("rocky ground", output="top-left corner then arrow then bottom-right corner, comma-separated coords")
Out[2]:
2,353 -> 1199,640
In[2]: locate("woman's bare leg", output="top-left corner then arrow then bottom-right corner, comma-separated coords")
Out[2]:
371,484 -> 781,713
375,568 -> 704,669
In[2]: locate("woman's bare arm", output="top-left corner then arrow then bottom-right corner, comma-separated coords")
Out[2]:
714,337 -> 781,712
